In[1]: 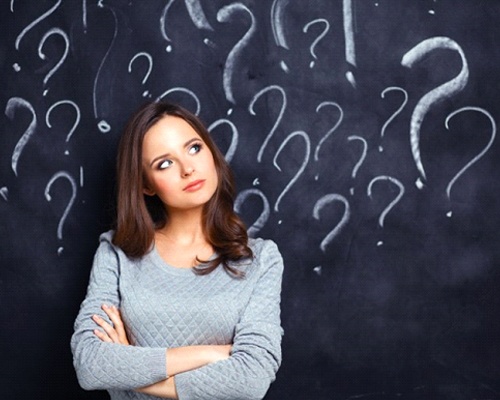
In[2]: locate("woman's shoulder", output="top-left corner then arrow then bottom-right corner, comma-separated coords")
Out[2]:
99,229 -> 115,242
246,237 -> 283,274
97,229 -> 118,249
248,237 -> 279,254
95,230 -> 122,257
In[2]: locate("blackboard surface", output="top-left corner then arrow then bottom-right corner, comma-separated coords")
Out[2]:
1,1 -> 500,399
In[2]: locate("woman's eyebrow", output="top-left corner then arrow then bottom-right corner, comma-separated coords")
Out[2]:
183,137 -> 200,148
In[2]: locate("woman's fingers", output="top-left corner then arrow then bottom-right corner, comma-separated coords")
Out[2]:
92,313 -> 119,342
93,327 -> 112,342
103,305 -> 125,333
93,304 -> 130,345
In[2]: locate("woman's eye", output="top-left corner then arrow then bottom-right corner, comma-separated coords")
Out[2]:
158,159 -> 173,170
188,143 -> 202,154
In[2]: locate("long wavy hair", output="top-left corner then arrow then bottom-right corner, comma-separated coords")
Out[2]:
112,101 -> 252,276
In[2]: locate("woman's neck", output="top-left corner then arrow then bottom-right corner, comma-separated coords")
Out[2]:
154,208 -> 213,268
158,207 -> 206,245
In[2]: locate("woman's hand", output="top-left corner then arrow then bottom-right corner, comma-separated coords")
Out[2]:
92,304 -> 130,345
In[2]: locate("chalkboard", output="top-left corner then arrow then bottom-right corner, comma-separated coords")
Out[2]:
1,1 -> 500,399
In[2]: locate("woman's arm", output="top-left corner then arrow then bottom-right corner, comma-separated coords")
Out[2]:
71,237 -> 167,390
93,302 -> 231,399
71,235 -> 230,392
136,376 -> 178,399
173,240 -> 284,400
94,304 -> 231,377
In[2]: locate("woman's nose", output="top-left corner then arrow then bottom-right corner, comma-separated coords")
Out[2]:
182,164 -> 194,177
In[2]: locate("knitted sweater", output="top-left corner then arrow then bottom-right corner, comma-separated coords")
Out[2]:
71,231 -> 284,400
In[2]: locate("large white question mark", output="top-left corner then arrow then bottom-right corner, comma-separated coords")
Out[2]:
401,36 -> 469,188
208,119 -> 238,163
248,85 -> 287,163
271,0 -> 289,49
44,171 -> 77,254
444,107 -> 496,214
93,3 -> 118,133
379,86 -> 408,152
37,27 -> 69,89
128,52 -> 153,97
303,18 -> 330,69
270,0 -> 291,72
217,3 -> 256,105
313,193 -> 351,253
185,0 -> 214,30
234,188 -> 270,237
5,97 -> 37,176
367,175 -> 405,229
272,130 -> 311,212
156,87 -> 201,116
343,0 -> 356,87
346,135 -> 368,195
314,101 -> 343,162
46,100 -> 81,155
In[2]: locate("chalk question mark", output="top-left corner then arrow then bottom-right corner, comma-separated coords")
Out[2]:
313,193 -> 351,252
128,52 -> 153,97
401,36 -> 469,188
271,0 -> 289,49
234,188 -> 270,237
314,101 -> 343,162
346,135 -> 368,195
343,0 -> 356,87
5,97 -> 37,176
38,27 -> 69,91
161,0 -> 214,49
208,119 -> 238,163
44,171 -> 77,254
185,0 -> 214,30
367,175 -> 405,232
379,86 -> 408,152
92,3 -> 118,133
272,131 -> 311,212
270,0 -> 291,72
46,100 -> 81,154
303,18 -> 330,68
157,87 -> 201,116
249,85 -> 287,163
217,3 -> 257,105
444,106 -> 496,216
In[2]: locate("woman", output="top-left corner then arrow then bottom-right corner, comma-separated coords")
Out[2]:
70,101 -> 284,399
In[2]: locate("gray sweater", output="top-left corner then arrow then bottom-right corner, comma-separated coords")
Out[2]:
71,231 -> 284,400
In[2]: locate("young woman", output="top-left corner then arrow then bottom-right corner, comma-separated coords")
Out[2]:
70,101 -> 284,399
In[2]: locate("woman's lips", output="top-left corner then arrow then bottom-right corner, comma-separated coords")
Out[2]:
183,179 -> 205,192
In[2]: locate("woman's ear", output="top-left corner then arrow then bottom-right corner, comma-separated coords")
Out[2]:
143,186 -> 155,196
142,176 -> 155,196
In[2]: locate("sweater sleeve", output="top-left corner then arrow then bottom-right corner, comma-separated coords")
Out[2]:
174,240 -> 284,400
70,234 -> 168,391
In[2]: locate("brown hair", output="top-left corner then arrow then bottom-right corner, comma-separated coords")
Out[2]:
112,101 -> 252,276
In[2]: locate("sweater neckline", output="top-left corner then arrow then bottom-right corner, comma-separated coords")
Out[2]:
150,243 -> 217,276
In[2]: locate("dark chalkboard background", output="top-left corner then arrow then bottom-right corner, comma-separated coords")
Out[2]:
1,1 -> 500,399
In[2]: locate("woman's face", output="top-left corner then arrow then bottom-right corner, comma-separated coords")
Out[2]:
141,115 -> 218,213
